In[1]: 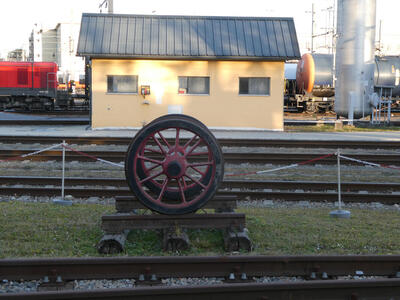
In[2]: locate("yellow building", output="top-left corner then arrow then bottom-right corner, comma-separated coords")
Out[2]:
77,14 -> 300,130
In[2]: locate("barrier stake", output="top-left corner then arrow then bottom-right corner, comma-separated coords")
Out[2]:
53,141 -> 72,205
337,148 -> 342,210
61,140 -> 66,200
329,149 -> 351,218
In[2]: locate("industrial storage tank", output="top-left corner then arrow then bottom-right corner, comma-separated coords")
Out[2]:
296,53 -> 334,97
335,0 -> 376,118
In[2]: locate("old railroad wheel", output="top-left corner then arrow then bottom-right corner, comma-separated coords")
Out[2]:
125,114 -> 224,215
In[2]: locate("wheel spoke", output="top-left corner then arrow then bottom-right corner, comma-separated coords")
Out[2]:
181,177 -> 188,190
177,178 -> 187,203
144,147 -> 163,154
152,136 -> 166,154
156,178 -> 169,202
183,134 -> 198,150
189,166 -> 206,177
175,128 -> 180,148
145,163 -> 160,173
184,174 -> 206,189
139,170 -> 164,184
188,161 -> 214,167
137,155 -> 163,165
185,139 -> 202,156
158,131 -> 171,149
186,151 -> 210,156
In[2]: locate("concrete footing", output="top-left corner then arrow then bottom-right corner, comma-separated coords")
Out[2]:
329,209 -> 351,218
52,198 -> 73,206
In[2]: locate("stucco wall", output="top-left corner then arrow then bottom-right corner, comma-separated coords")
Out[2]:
91,59 -> 284,130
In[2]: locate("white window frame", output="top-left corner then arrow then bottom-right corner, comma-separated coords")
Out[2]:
107,75 -> 138,94
239,77 -> 271,96
178,76 -> 210,95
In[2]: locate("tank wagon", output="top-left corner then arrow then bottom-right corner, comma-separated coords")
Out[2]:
375,56 -> 400,97
283,63 -> 304,112
287,54 -> 400,113
0,61 -> 88,111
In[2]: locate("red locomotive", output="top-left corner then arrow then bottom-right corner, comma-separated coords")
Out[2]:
0,61 -> 58,111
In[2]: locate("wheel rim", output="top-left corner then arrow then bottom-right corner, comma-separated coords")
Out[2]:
133,126 -> 216,209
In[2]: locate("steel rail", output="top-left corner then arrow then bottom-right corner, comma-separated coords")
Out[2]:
1,135 -> 400,149
11,111 -> 89,115
0,176 -> 399,193
0,186 -> 399,204
2,279 -> 400,300
0,149 -> 399,165
0,119 -> 89,126
2,255 -> 400,281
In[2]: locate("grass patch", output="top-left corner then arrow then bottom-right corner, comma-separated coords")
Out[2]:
243,207 -> 400,255
0,202 -> 113,257
1,202 -> 400,257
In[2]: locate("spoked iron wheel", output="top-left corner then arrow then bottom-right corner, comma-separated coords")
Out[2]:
125,114 -> 224,215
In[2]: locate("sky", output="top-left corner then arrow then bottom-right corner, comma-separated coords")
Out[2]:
0,0 -> 399,58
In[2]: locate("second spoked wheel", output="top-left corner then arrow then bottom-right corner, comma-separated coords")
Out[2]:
125,114 -> 224,215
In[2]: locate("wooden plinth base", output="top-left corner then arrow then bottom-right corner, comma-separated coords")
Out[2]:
115,195 -> 237,213
98,195 -> 251,254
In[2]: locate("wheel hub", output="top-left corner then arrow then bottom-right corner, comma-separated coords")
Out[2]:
166,161 -> 182,177
162,152 -> 187,179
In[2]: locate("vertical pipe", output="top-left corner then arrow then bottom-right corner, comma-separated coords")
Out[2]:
331,0 -> 336,55
348,91 -> 354,126
388,88 -> 392,124
31,62 -> 34,90
108,0 -> 114,13
378,95 -> 382,121
378,20 -> 382,53
311,3 -> 315,53
332,0 -> 338,89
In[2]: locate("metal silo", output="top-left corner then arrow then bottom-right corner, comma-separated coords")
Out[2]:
335,0 -> 376,118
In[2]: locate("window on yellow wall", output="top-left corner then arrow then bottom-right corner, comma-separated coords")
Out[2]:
178,76 -> 210,95
107,75 -> 138,93
239,77 -> 270,95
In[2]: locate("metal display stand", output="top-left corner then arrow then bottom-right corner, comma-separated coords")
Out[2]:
98,195 -> 251,253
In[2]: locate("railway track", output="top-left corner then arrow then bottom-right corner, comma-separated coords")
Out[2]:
1,135 -> 400,149
7,110 -> 89,115
3,280 -> 400,299
2,117 -> 400,128
1,176 -> 399,204
2,256 -> 400,299
0,176 -> 399,192
0,119 -> 89,126
1,149 -> 399,165
2,186 -> 399,203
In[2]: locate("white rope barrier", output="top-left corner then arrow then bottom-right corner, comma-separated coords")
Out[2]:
338,154 -> 381,168
96,158 -> 124,168
0,143 -> 63,162
255,163 -> 299,174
